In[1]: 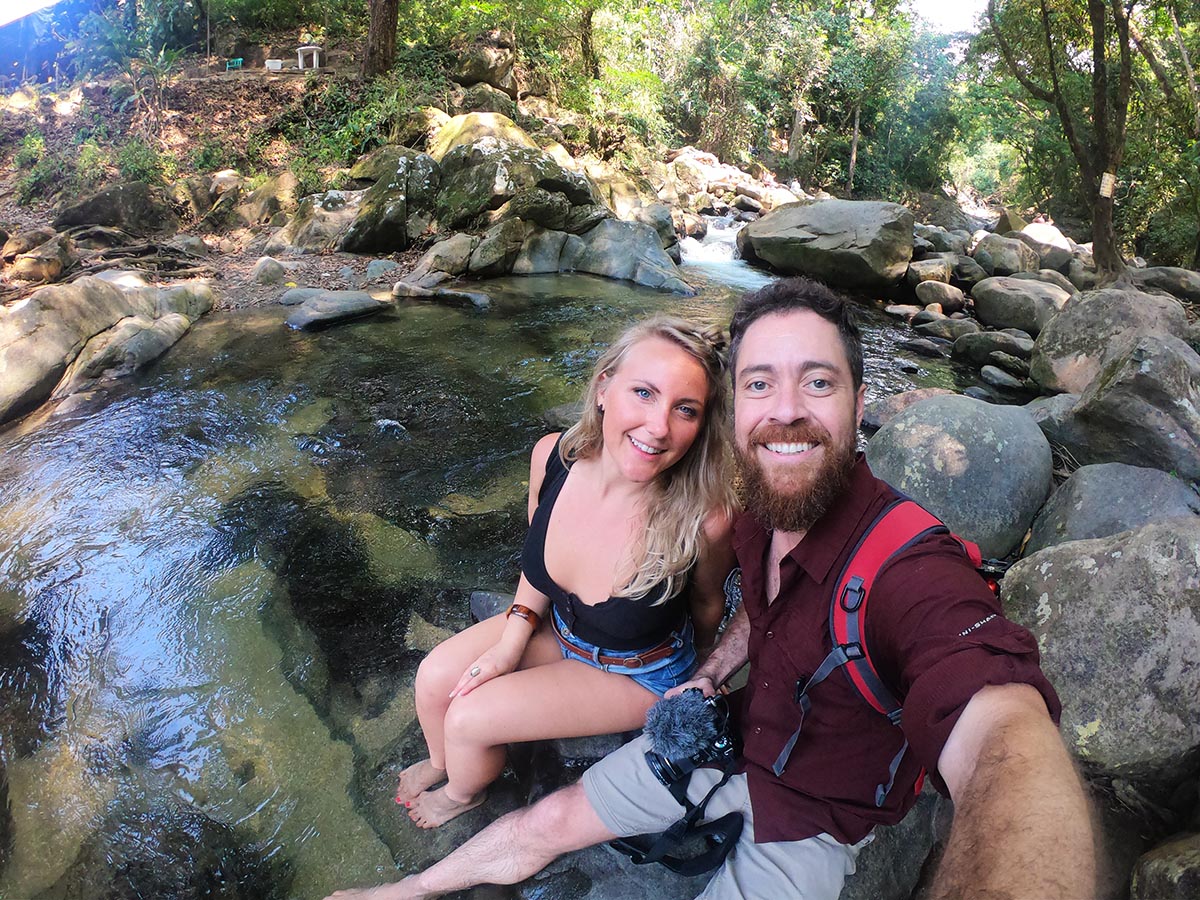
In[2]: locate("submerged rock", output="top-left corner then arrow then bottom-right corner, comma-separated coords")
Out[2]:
284,291 -> 387,330
38,796 -> 291,900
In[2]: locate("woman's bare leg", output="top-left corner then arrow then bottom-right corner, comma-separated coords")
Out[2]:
399,615 -> 562,803
408,660 -> 657,827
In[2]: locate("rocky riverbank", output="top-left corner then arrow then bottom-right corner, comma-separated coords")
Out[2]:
2,38 -> 1199,899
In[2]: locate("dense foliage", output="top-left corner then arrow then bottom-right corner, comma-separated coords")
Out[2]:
1,0 -> 1198,266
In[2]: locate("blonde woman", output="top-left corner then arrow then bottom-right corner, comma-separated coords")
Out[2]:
398,315 -> 737,828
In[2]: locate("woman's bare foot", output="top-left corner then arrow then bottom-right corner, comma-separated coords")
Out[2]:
395,759 -> 446,805
407,786 -> 486,828
324,875 -> 439,899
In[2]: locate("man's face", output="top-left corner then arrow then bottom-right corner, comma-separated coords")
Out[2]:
733,309 -> 865,533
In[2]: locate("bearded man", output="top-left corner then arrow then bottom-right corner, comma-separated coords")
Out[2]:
327,278 -> 1095,900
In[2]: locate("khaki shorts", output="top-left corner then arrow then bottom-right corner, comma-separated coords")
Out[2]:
582,734 -> 865,900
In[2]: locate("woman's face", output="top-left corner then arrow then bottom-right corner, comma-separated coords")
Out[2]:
595,336 -> 710,483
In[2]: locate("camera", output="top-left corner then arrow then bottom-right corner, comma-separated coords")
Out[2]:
643,689 -> 741,787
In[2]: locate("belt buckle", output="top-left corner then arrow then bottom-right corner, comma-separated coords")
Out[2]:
623,655 -> 646,669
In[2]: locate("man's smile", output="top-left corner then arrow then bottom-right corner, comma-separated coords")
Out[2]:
763,441 -> 817,455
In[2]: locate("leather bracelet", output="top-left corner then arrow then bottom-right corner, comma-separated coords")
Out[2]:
506,603 -> 542,631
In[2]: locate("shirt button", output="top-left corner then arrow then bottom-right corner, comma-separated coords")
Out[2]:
755,727 -> 762,734
762,681 -> 769,689
766,631 -> 774,639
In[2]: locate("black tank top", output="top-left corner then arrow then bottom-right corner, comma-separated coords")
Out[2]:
520,439 -> 688,651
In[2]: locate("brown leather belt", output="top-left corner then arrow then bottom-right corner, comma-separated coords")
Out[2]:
552,616 -> 680,669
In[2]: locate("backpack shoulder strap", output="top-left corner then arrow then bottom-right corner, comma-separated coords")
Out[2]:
829,497 -> 962,722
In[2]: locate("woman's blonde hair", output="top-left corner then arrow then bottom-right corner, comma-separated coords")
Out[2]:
559,315 -> 736,603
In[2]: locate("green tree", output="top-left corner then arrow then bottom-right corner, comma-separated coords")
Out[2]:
985,0 -> 1135,279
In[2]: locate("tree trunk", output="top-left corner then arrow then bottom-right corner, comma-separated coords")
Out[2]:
1091,194 -> 1126,279
847,103 -> 860,194
580,6 -> 600,80
362,0 -> 400,79
788,104 -> 807,162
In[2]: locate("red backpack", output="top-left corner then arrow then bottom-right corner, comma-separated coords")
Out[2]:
771,498 -> 990,806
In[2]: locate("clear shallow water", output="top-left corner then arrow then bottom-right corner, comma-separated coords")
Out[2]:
0,264 -> 973,900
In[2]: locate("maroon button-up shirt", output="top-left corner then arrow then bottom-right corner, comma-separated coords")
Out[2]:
731,456 -> 1060,844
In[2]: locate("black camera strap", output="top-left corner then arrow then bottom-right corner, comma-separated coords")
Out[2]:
609,760 -> 744,876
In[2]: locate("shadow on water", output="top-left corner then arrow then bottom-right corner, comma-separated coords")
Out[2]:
0,266 -> 975,899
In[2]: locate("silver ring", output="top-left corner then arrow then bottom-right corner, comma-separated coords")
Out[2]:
469,666 -> 481,677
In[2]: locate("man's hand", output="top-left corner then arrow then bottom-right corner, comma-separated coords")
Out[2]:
930,683 -> 1096,899
664,675 -> 718,699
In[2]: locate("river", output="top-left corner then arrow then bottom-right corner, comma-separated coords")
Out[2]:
0,261 -> 975,899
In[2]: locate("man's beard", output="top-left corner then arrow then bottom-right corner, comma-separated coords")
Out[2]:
734,423 -> 857,533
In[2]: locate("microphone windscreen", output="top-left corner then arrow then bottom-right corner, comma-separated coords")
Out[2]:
644,690 -> 718,760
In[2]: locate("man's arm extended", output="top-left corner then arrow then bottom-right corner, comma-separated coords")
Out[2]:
665,604 -> 751,697
931,683 -> 1096,900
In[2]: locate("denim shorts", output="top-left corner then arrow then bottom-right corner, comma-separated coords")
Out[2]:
552,606 -> 697,696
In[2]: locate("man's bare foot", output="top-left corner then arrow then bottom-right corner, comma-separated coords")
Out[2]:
395,758 -> 446,804
407,785 -> 486,828
323,874 -> 439,900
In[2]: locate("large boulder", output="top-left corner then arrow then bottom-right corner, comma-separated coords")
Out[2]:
951,331 -> 1035,367
405,232 -> 479,281
911,192 -> 972,232
842,788 -> 945,900
914,280 -> 966,313
339,150 -> 440,253
426,112 -> 540,163
1004,520 -> 1200,782
1016,222 -> 1073,271
468,218 -> 529,276
450,82 -> 518,119
10,234 -> 77,282
1007,268 -> 1077,295
1025,463 -> 1200,555
504,220 -> 693,293
971,233 -> 1040,275
234,171 -> 299,226
971,276 -> 1070,336
737,199 -> 914,290
571,220 -> 692,293
0,277 -> 147,423
905,256 -> 952,287
865,395 -> 1052,558
264,190 -> 365,256
1029,286 -> 1189,395
1131,833 -> 1200,900
452,29 -> 518,99
1,226 -> 55,261
53,182 -> 178,236
914,222 -> 969,254
435,138 -> 598,231
0,275 -> 211,424
861,387 -> 955,433
52,312 -> 191,398
1129,266 -> 1200,304
1065,333 -> 1200,483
